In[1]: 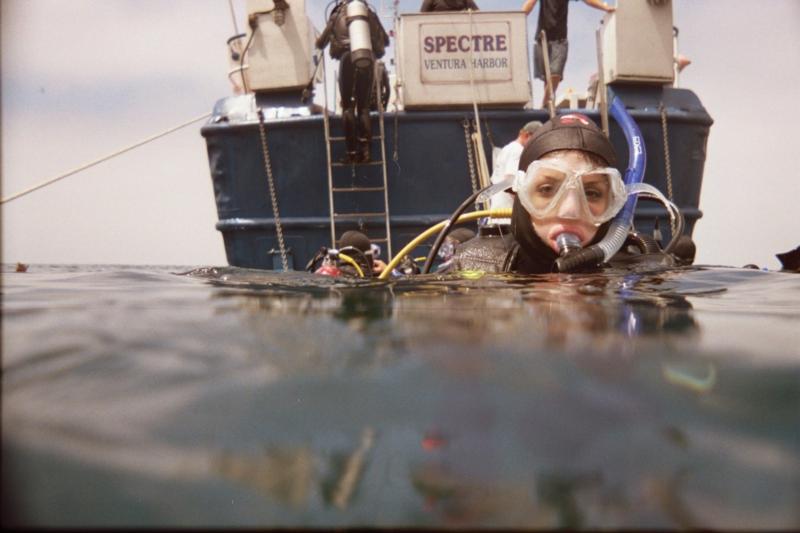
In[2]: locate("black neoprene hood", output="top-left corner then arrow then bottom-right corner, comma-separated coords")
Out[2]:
518,113 -> 618,170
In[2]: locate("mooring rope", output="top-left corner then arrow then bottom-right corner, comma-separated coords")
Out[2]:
1,112 -> 212,205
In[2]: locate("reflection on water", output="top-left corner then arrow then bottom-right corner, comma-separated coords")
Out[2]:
211,427 -> 374,511
2,265 -> 799,528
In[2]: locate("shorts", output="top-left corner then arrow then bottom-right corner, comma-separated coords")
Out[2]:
533,38 -> 568,80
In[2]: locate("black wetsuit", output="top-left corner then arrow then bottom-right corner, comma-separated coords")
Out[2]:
316,3 -> 389,160
420,0 -> 479,11
449,198 -> 682,274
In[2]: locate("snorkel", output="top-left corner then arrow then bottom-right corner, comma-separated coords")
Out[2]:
555,92 -> 646,272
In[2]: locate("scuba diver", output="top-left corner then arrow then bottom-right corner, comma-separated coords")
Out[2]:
447,113 -> 694,274
306,230 -> 388,278
316,0 -> 390,164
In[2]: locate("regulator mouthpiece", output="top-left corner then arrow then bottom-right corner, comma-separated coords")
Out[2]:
556,232 -> 582,256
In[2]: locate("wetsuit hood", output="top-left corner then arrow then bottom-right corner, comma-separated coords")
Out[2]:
510,196 -> 611,274
518,113 -> 617,169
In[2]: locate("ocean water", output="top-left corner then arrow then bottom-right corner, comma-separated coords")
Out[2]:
2,263 -> 799,528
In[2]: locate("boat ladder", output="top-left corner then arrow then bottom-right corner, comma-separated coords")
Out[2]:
322,59 -> 393,261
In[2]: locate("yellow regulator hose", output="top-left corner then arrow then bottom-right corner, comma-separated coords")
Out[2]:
337,253 -> 365,278
377,208 -> 512,280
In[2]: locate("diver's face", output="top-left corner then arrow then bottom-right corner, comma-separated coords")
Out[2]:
529,151 -> 611,253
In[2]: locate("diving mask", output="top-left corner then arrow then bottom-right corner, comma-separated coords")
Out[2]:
512,159 -> 627,225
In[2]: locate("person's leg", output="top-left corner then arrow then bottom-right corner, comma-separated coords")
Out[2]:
339,53 -> 358,161
353,64 -> 375,162
533,40 -> 546,107
542,39 -> 568,109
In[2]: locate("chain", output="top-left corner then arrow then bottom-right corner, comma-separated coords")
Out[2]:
391,0 -> 401,168
659,102 -> 677,236
462,118 -> 479,194
257,109 -> 289,271
659,102 -> 675,202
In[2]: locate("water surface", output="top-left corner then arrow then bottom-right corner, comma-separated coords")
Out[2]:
3,264 -> 799,528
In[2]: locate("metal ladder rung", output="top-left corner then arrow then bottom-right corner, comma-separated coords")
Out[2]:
332,186 -> 385,193
322,58 -> 393,261
333,212 -> 386,220
329,135 -> 384,142
331,160 -> 384,167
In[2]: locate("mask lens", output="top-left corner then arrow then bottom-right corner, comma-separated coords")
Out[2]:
580,172 -> 615,218
527,166 -> 568,214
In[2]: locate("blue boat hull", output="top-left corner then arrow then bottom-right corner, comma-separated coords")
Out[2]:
201,85 -> 712,270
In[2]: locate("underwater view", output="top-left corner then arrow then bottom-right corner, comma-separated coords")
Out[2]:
2,264 -> 799,528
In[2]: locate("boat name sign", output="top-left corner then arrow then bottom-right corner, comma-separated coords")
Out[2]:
419,22 -> 513,83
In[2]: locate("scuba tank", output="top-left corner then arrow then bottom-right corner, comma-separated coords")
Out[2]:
346,0 -> 374,69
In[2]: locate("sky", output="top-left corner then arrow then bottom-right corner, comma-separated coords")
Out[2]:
2,0 -> 799,269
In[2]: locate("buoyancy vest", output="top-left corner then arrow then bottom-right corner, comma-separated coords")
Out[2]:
450,231 -> 680,274
449,232 -> 519,273
449,200 -> 681,274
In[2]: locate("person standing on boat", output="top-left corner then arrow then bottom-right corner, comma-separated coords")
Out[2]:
316,0 -> 390,164
420,0 -> 479,12
449,113 -> 689,274
488,120 -> 542,222
521,0 -> 615,109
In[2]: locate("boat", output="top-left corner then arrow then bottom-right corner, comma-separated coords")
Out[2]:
200,0 -> 712,271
